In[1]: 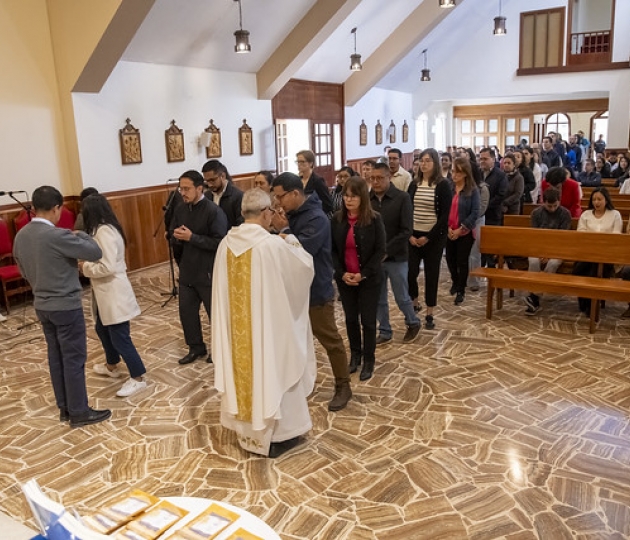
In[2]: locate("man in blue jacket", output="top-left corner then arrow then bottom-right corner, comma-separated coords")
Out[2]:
272,173 -> 352,411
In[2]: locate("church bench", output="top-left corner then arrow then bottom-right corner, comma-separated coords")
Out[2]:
470,226 -> 630,333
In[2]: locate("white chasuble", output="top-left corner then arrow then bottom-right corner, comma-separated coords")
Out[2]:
212,224 -> 316,456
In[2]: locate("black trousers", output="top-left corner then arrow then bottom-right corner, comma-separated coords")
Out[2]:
179,281 -> 211,354
572,262 -> 614,312
337,279 -> 380,364
407,231 -> 445,307
37,308 -> 89,416
446,234 -> 475,295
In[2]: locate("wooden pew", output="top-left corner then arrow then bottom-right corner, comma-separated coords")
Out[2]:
503,215 -> 579,230
470,226 -> 630,333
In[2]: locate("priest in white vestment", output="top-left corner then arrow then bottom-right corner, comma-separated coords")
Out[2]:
212,188 -> 316,457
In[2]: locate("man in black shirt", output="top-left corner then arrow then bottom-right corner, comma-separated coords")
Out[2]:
369,163 -> 421,345
170,170 -> 228,364
202,160 -> 244,229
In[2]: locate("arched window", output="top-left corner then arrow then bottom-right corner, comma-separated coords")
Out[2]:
546,113 -> 570,142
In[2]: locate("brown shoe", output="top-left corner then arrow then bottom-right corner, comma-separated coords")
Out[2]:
328,380 -> 352,411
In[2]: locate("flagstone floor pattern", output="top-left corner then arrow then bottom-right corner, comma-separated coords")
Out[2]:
1,262 -> 630,539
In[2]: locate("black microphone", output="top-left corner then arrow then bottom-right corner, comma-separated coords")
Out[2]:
0,190 -> 27,196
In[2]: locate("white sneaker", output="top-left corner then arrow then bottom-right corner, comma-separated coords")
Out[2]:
116,378 -> 147,397
93,363 -> 123,378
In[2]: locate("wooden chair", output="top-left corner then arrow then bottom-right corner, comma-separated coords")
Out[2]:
0,218 -> 31,314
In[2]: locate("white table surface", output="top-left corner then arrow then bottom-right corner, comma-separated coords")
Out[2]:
162,497 -> 280,540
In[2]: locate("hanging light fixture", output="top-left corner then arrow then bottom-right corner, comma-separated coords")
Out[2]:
439,0 -> 456,8
234,0 -> 251,53
421,49 -> 431,81
350,27 -> 362,71
493,0 -> 507,36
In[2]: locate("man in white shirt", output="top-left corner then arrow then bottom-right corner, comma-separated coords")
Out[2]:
388,148 -> 412,192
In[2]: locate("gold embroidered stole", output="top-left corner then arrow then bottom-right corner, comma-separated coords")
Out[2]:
227,248 -> 253,422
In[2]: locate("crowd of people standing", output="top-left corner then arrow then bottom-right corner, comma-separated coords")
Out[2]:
11,135 -> 630,457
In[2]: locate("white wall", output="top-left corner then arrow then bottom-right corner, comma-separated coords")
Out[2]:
412,0 -> 630,149
72,61 -> 273,193
345,87 -> 414,160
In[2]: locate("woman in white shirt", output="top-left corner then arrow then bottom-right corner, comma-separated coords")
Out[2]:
573,187 -> 622,313
80,194 -> 147,397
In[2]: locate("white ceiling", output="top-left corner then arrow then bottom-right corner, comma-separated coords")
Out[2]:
120,0 -> 504,96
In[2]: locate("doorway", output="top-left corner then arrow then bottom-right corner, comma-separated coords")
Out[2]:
272,80 -> 345,187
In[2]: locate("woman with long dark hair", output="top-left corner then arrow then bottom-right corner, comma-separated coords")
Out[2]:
446,158 -> 479,305
331,177 -> 385,381
573,187 -> 623,313
81,194 -> 147,397
407,148 -> 452,329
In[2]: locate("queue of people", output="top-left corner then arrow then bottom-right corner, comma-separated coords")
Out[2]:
10,144 -> 630,458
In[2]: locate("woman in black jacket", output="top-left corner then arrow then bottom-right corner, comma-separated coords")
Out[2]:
407,148 -> 452,330
331,177 -> 386,381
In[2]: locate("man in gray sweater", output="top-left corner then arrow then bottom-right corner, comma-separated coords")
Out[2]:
13,186 -> 111,427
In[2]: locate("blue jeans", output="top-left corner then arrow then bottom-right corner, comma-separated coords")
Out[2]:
37,308 -> 89,416
377,260 -> 420,339
95,311 -> 146,379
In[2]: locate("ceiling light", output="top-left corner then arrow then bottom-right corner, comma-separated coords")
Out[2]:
439,0 -> 456,8
234,0 -> 251,53
493,0 -> 507,35
350,27 -> 362,71
421,49 -> 431,82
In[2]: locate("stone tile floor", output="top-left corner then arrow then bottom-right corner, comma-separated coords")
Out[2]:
1,262 -> 630,539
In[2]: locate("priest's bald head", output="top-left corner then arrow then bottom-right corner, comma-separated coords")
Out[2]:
241,188 -> 275,229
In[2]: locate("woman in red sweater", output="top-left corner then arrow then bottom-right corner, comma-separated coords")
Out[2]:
540,166 -> 582,218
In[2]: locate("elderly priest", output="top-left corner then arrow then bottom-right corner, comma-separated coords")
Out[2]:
212,188 -> 316,458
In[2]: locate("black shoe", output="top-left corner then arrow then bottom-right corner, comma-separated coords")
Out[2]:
59,409 -> 69,422
449,284 -> 457,295
375,335 -> 392,346
178,351 -> 206,365
525,294 -> 539,310
403,324 -> 421,343
349,353 -> 361,374
413,304 -> 421,313
268,436 -> 302,458
206,353 -> 213,363
425,315 -> 435,330
454,293 -> 465,305
69,408 -> 112,428
359,361 -> 374,381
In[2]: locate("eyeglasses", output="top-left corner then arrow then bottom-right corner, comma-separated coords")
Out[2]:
295,160 -> 308,165
178,185 -> 195,192
343,194 -> 359,199
262,206 -> 276,214
274,190 -> 294,201
369,175 -> 387,182
204,175 -> 220,182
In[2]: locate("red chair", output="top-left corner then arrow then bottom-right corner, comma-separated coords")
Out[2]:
57,206 -> 76,230
0,218 -> 31,314
13,208 -> 35,232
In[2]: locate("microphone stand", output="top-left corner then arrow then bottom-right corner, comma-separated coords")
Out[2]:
153,183 -> 180,308
8,193 -> 32,222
